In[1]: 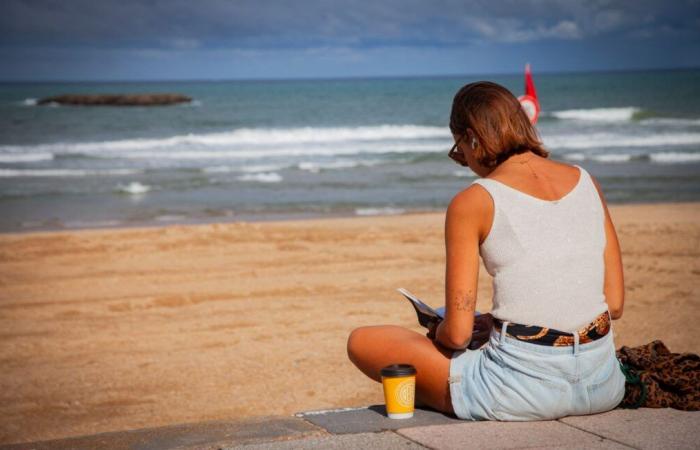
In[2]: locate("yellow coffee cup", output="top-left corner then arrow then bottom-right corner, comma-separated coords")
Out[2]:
380,364 -> 417,419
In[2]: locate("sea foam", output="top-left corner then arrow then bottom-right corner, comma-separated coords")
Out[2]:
297,159 -> 384,173
551,107 -> 640,122
563,153 -> 633,163
202,164 -> 286,173
562,151 -> 700,164
649,152 -> 700,163
116,181 -> 151,194
3,125 -> 699,174
355,207 -> 406,216
0,125 -> 447,154
237,172 -> 283,183
0,152 -> 54,163
543,132 -> 700,150
590,154 -> 634,163
640,117 -> 700,126
0,168 -> 140,177
4,125 -> 699,163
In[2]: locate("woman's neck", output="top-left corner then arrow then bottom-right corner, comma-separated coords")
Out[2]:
488,151 -> 540,176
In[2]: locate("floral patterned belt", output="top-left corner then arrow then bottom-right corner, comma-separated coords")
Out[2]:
493,311 -> 611,347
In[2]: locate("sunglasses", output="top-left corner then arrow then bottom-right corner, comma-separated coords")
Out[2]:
448,135 -> 469,167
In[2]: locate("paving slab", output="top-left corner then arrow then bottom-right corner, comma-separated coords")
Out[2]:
224,431 -> 427,449
295,404 -> 463,434
560,408 -> 700,450
398,420 -> 633,450
0,416 -> 324,450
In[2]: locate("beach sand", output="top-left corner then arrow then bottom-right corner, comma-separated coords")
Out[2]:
0,202 -> 698,444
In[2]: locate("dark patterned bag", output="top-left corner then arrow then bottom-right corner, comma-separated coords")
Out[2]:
616,340 -> 700,410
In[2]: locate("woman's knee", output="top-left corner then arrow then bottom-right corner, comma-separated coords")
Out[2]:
347,325 -> 378,360
347,326 -> 370,363
346,327 -> 363,362
346,325 -> 404,362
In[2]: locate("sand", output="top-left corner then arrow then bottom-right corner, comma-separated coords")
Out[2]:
1,202 -> 698,444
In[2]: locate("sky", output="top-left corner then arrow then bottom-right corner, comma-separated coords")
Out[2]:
1,0 -> 699,81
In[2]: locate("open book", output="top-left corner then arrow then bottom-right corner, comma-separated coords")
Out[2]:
397,288 -> 481,328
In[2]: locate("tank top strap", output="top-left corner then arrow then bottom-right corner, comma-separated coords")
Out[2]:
470,177 -> 500,195
577,165 -> 597,198
469,177 -> 508,208
576,166 -> 606,222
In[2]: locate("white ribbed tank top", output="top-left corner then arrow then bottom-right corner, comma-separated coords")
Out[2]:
471,164 -> 608,332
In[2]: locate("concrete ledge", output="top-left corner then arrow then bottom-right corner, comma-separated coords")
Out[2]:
223,431 -> 427,449
0,416 -> 325,450
295,404 -> 462,434
560,408 -> 700,450
398,420 -> 633,450
3,407 -> 698,450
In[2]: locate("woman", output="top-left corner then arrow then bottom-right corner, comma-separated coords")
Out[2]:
346,81 -> 627,420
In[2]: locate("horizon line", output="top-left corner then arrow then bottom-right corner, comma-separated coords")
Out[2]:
1,65 -> 698,84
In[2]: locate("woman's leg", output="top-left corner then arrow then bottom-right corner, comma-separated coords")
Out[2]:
346,325 -> 455,416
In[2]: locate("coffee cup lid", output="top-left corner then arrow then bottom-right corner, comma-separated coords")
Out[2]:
380,364 -> 416,377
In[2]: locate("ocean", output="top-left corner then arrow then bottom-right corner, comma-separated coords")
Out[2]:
1,69 -> 699,233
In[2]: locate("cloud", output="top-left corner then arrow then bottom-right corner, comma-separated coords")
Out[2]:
467,18 -> 581,43
1,0 -> 698,52
1,0 -> 698,80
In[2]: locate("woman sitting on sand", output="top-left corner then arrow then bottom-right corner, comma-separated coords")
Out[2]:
346,81 -> 626,420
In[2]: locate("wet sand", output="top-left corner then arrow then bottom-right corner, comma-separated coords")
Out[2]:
1,202 -> 698,444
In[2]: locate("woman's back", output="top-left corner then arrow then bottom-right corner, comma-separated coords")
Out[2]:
470,160 -> 608,332
348,80 -> 626,422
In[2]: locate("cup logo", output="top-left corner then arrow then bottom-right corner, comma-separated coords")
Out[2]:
396,379 -> 415,408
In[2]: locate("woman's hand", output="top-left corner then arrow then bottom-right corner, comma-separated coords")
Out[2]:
426,314 -> 493,349
468,313 -> 493,349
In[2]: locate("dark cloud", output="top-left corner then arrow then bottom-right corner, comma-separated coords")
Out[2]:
1,1 -> 698,80
2,0 -> 698,50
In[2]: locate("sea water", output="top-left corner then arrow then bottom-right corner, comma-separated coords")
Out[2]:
0,69 -> 699,232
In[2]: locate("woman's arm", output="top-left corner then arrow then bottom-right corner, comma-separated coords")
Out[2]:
435,185 -> 488,349
591,175 -> 625,319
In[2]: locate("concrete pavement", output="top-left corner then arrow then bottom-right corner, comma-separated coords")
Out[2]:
2,405 -> 698,450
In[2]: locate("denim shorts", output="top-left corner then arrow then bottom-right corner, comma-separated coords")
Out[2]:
448,321 -> 626,421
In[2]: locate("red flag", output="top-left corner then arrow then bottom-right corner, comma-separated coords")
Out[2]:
524,63 -> 537,99
518,63 -> 540,125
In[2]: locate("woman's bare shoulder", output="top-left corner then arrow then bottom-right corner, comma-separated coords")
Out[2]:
447,182 -> 494,241
449,181 -> 493,213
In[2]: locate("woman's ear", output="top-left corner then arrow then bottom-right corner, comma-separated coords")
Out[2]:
466,128 -> 478,149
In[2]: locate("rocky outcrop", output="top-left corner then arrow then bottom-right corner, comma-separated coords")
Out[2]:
37,93 -> 192,106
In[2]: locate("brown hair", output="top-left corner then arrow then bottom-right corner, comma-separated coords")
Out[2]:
449,81 -> 549,168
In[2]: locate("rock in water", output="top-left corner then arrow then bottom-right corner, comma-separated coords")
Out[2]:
37,93 -> 192,106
